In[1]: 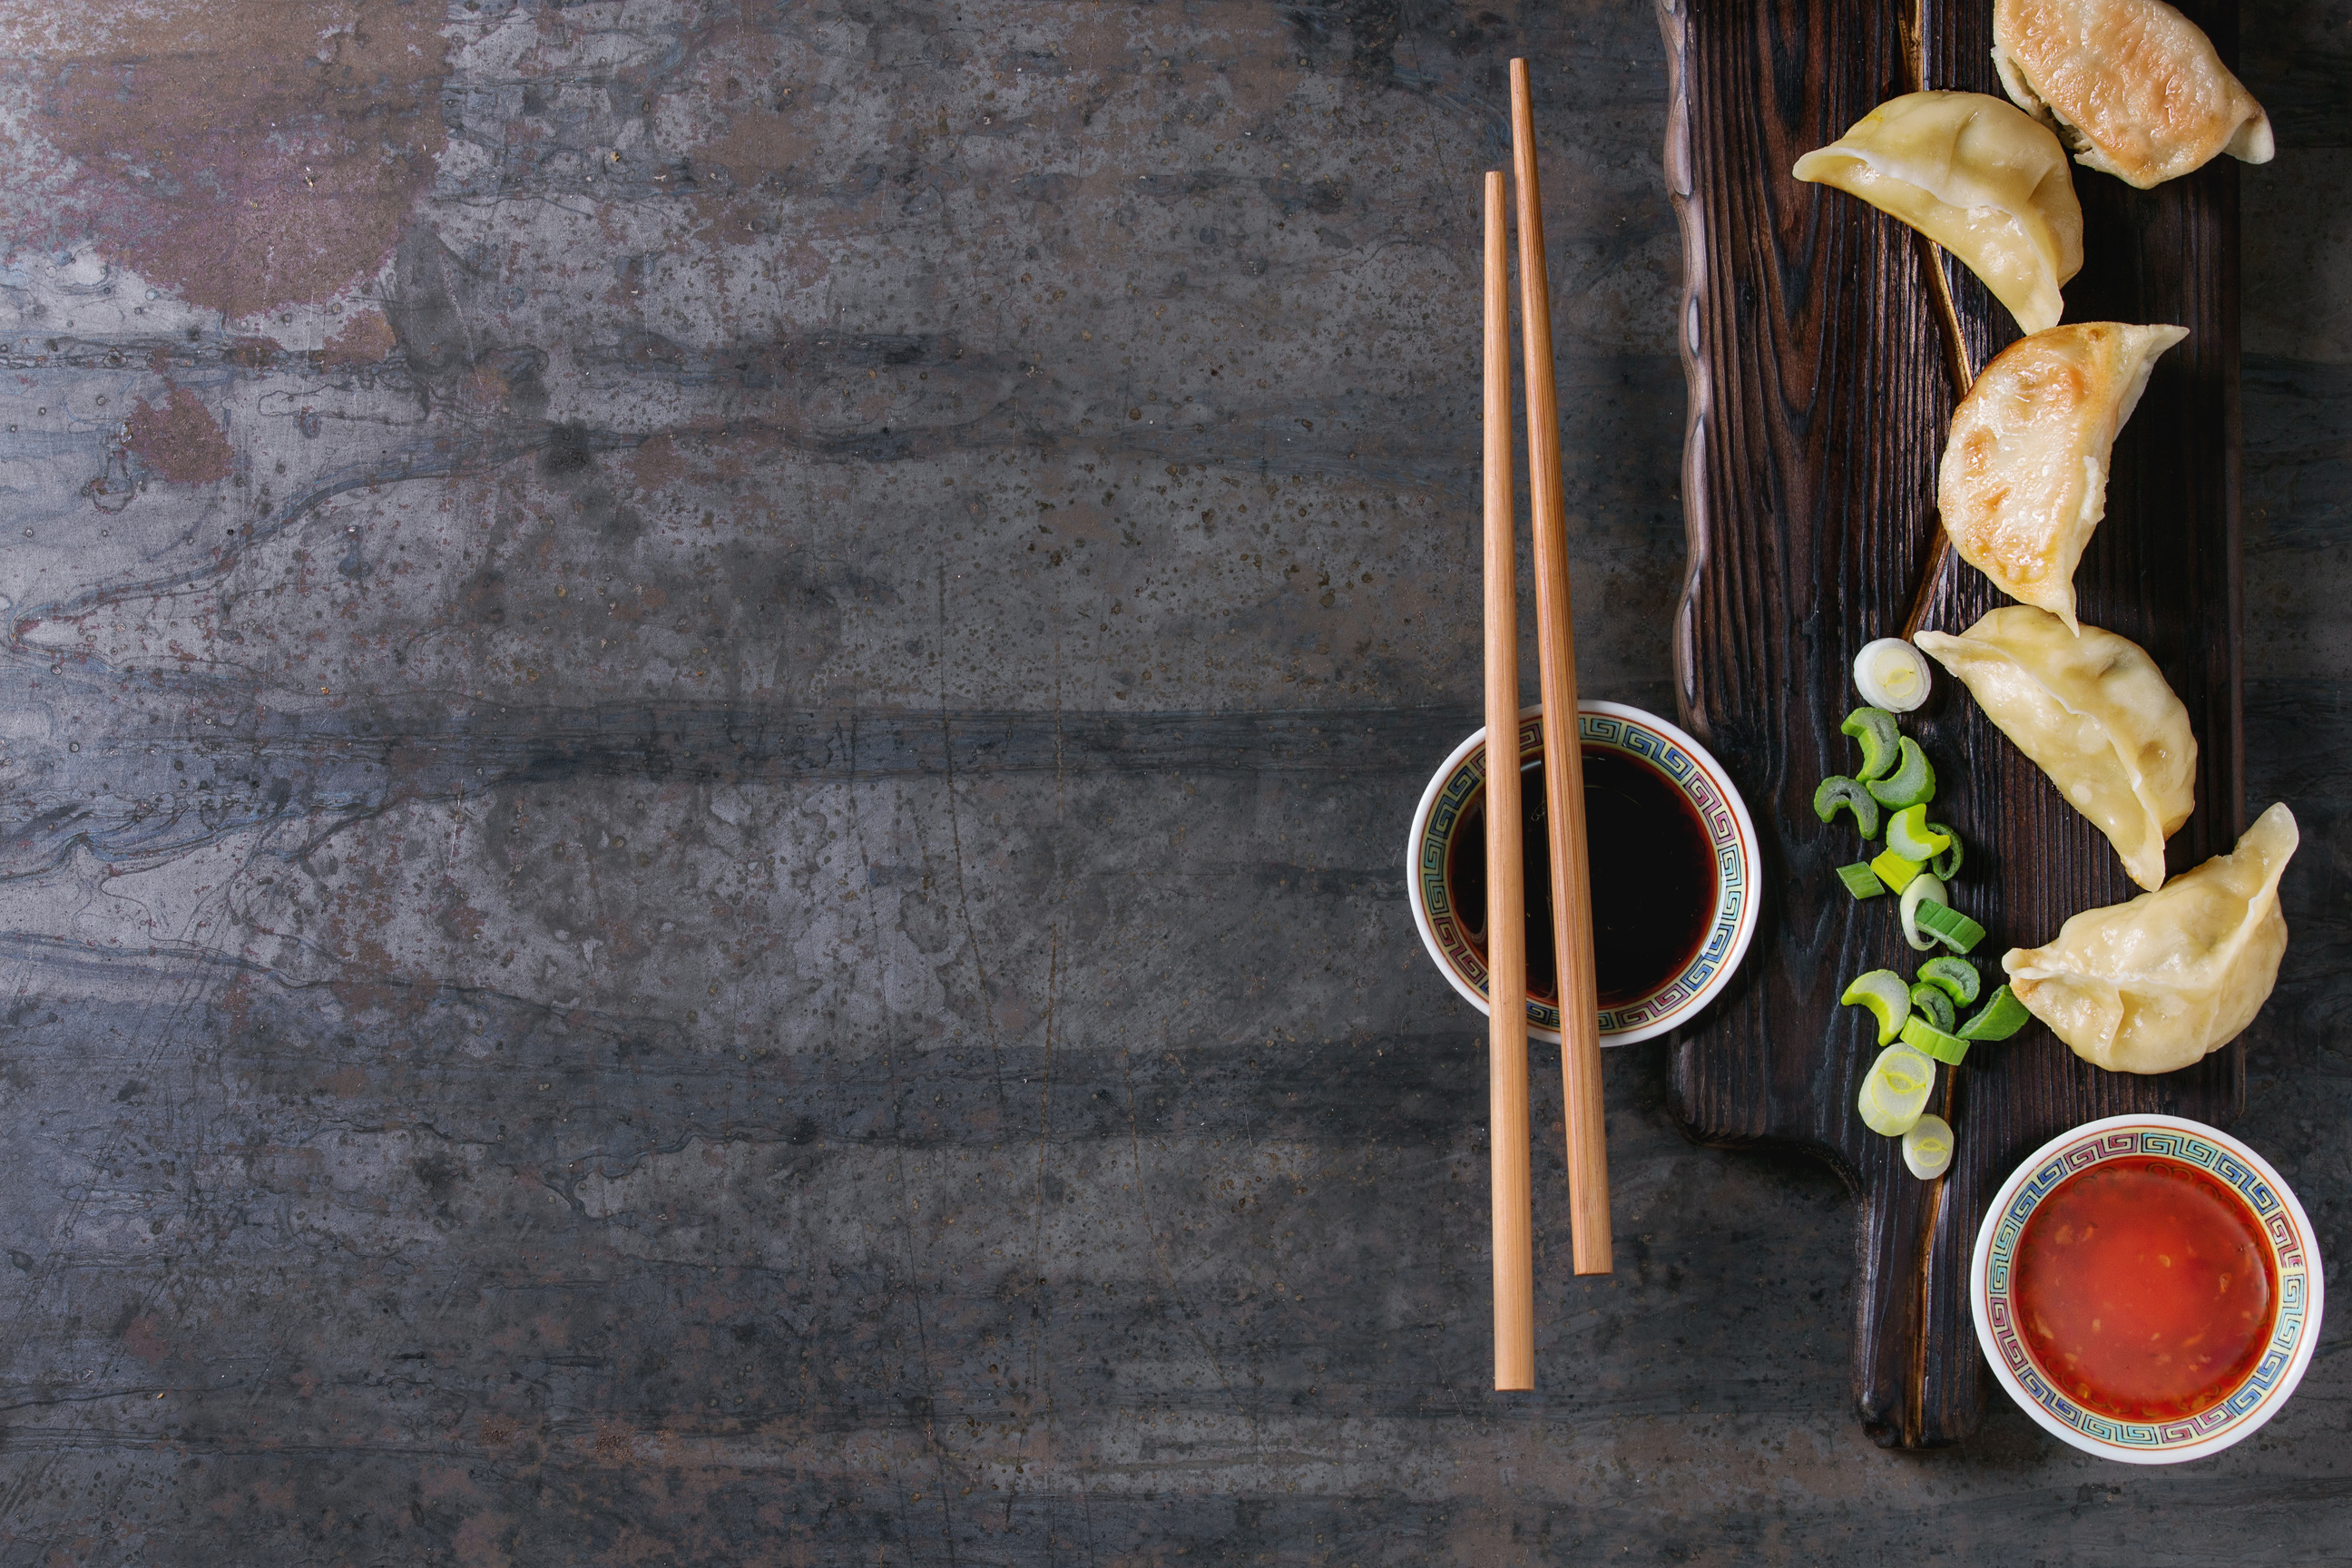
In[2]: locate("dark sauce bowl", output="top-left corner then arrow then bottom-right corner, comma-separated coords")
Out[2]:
1974,1114 -> 2326,1464
1407,701 -> 1758,1045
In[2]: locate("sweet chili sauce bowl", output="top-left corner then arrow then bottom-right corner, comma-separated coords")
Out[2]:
1973,1113 -> 2326,1465
1405,700 -> 1759,1046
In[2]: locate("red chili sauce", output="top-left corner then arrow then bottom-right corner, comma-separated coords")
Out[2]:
2011,1156 -> 2278,1421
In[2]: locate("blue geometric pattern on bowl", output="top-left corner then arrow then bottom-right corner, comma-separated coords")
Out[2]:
1417,709 -> 1750,1037
1981,1126 -> 2313,1454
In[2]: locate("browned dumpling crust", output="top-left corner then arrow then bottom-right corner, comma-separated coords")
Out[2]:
1994,0 -> 2274,189
1938,321 -> 2187,632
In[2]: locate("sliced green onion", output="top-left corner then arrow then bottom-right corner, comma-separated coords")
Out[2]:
1857,1044 -> 1936,1137
1813,776 -> 1882,839
1865,738 -> 1936,809
1855,638 -> 1932,712
1885,804 -> 1952,862
1925,823 -> 1964,880
1840,707 -> 1902,782
1897,872 -> 1947,951
1958,985 -> 2032,1041
1908,982 -> 1956,1033
1901,1014 -> 1970,1064
1902,1114 -> 1955,1179
1914,901 -> 1986,955
1872,848 -> 1927,893
1836,861 -> 1888,899
1915,956 -> 1981,1006
1840,968 -> 1912,1044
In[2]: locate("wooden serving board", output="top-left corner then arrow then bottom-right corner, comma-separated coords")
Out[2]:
1656,0 -> 2246,1446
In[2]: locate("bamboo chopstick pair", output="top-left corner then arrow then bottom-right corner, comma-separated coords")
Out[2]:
1486,59 -> 1612,1394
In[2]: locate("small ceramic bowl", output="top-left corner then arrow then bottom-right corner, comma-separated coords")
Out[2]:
1973,1113 -> 2326,1465
1406,700 -> 1758,1045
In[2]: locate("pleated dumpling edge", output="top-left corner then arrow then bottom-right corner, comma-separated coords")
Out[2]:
2004,802 -> 2297,1074
1914,607 -> 2195,890
1793,90 -> 2083,335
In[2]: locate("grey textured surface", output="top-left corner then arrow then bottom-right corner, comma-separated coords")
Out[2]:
0,2 -> 2341,1563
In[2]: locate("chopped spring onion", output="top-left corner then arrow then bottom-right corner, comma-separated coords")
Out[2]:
1908,981 -> 1957,1033
1855,638 -> 1932,712
1901,1014 -> 1970,1064
1958,985 -> 2032,1041
1915,956 -> 1981,1006
1925,822 -> 1964,880
1857,1044 -> 1936,1137
1813,776 -> 1882,838
1840,968 -> 1912,1044
1885,804 -> 1952,862
1913,900 -> 1987,954
1837,861 -> 1888,899
1871,847 -> 1928,893
1897,871 -> 1947,950
1840,707 -> 1902,781
1865,737 -> 1936,809
1902,1114 -> 1955,1179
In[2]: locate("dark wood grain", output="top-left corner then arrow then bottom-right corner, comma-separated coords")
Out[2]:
1659,0 -> 2247,1448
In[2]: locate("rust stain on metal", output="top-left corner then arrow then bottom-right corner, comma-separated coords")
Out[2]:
0,0 -> 447,316
319,309 -> 397,366
124,384 -> 231,483
0,0 -> 2336,1558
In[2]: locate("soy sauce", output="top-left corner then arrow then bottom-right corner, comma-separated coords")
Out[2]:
1448,747 -> 1718,1008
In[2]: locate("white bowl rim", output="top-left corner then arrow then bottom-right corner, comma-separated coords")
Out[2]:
1970,1111 -> 2328,1465
1405,699 -> 1760,1046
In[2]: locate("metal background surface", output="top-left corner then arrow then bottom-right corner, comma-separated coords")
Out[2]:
0,1 -> 2343,1561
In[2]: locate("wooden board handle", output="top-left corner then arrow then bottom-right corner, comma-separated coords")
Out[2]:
1851,1126 -> 1985,1448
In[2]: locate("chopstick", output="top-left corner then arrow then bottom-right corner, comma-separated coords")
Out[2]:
1482,169 -> 1536,1392
1511,57 -> 1614,1278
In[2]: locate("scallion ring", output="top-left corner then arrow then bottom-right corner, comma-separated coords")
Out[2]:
1865,737 -> 1936,809
1855,638 -> 1932,712
1925,823 -> 1964,880
1902,1114 -> 1955,1179
1959,984 -> 2032,1040
1840,707 -> 1902,781
1908,981 -> 1957,1033
1898,872 -> 1948,953
1840,969 -> 1912,1044
1916,956 -> 1980,1006
1813,776 -> 1882,838
1857,1044 -> 1936,1138
1914,901 -> 1987,954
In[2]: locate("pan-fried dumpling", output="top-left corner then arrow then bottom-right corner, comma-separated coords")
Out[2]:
1993,0 -> 2275,190
1914,607 -> 2194,890
2005,803 -> 2296,1073
1793,91 -> 2083,335
1939,321 -> 2189,632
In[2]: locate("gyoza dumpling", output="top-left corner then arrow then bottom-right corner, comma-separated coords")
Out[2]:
1994,0 -> 2275,189
2005,803 -> 2296,1073
1939,321 -> 2189,632
1914,607 -> 2194,890
1793,91 -> 2083,334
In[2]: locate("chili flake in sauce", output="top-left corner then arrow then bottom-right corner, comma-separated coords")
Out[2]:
2012,1156 -> 2277,1422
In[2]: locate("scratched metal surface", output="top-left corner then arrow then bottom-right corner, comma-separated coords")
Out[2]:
0,2 -> 2342,1563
